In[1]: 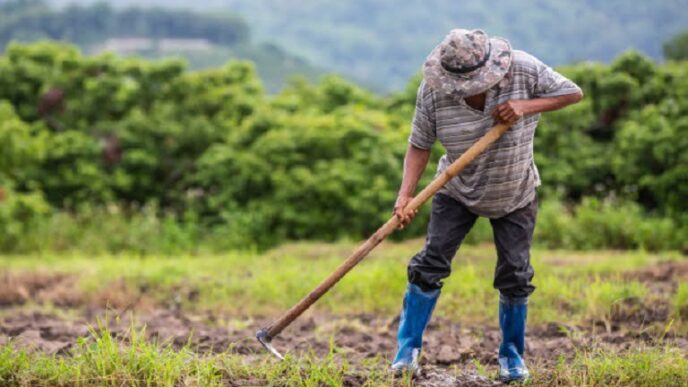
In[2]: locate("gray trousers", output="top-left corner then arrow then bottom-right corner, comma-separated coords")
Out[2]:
407,192 -> 537,299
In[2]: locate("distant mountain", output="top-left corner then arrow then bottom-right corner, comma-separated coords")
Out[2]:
41,0 -> 688,92
0,0 -> 323,92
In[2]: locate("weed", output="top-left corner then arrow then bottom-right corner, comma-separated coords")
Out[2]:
553,346 -> 688,386
673,283 -> 688,320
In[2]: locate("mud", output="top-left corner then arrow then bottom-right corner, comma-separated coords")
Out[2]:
2,262 -> 688,385
625,259 -> 688,295
2,306 -> 686,386
0,271 -> 82,307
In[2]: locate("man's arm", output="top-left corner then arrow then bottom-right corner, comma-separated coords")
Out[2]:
491,91 -> 584,124
396,80 -> 436,228
394,144 -> 432,229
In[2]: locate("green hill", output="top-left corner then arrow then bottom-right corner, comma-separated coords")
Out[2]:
0,0 -> 323,91
43,0 -> 688,92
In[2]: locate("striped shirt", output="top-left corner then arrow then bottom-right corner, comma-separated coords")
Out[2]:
409,50 -> 582,218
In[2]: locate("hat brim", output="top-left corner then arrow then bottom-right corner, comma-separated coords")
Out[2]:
423,37 -> 512,98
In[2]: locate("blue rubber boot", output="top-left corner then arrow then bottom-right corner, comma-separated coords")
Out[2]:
391,283 -> 440,374
498,297 -> 530,383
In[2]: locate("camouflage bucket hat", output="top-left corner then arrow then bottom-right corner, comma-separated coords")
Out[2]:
423,29 -> 512,98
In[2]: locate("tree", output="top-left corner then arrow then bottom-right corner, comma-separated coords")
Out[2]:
664,30 -> 688,61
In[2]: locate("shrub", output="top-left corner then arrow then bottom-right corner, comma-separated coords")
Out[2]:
535,197 -> 682,251
0,187 -> 50,252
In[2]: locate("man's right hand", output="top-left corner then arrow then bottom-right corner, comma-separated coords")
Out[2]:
393,194 -> 418,229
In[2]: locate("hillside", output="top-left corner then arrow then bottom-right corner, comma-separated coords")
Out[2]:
0,0 -> 323,91
44,0 -> 688,92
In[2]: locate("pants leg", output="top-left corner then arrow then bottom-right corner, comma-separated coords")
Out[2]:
490,195 -> 538,300
407,193 -> 478,291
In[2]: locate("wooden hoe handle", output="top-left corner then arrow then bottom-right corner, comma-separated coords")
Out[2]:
257,123 -> 511,354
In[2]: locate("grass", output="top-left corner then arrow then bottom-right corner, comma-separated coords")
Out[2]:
1,241 -> 686,386
552,346 -> 688,386
0,319 -> 396,386
1,323 -> 686,386
1,241 -> 682,325
674,283 -> 688,319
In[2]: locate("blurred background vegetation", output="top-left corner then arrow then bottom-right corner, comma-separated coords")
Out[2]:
0,0 -> 324,92
0,0 -> 687,254
3,0 -> 688,91
32,0 -> 688,91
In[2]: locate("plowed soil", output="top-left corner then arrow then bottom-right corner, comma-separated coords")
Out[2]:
2,261 -> 688,386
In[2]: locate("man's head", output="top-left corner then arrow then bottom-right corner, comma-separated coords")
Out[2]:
424,29 -> 512,99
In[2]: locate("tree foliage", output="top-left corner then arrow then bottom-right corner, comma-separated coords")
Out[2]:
664,30 -> 688,60
0,42 -> 686,251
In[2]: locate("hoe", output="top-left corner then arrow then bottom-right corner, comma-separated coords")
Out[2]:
257,122 -> 511,359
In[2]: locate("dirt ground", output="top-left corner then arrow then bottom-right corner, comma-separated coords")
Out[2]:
2,307 -> 687,386
2,261 -> 688,386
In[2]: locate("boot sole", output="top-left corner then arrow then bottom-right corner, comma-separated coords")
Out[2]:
390,366 -> 420,378
499,374 -> 529,384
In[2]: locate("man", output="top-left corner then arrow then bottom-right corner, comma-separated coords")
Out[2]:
391,29 -> 583,382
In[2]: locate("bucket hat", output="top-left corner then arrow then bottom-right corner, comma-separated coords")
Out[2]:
423,29 -> 512,98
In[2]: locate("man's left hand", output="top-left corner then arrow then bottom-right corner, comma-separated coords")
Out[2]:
491,100 -> 529,125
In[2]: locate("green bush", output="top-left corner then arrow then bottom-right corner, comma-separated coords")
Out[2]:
195,108 -> 403,243
9,204 -> 212,255
664,30 -> 688,61
535,197 -> 682,251
0,186 -> 50,252
612,105 -> 688,215
0,100 -> 45,178
0,42 -> 686,253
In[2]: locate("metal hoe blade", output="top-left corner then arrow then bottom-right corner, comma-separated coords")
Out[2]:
256,328 -> 284,360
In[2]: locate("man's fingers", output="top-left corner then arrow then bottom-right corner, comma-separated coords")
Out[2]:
500,104 -> 512,113
493,106 -> 511,123
501,111 -> 512,121
394,210 -> 406,225
502,109 -> 517,122
395,208 -> 418,229
396,213 -> 405,229
494,107 -> 504,118
493,104 -> 509,115
491,102 -> 523,125
394,195 -> 413,229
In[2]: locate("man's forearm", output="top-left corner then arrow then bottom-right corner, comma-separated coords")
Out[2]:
398,144 -> 432,197
521,92 -> 583,115
493,91 -> 583,124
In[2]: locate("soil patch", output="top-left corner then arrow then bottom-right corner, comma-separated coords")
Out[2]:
0,270 -> 161,311
625,259 -> 688,294
2,308 -> 686,386
3,261 -> 688,385
0,271 -> 82,307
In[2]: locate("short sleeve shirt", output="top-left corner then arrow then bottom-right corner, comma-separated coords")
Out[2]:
409,50 -> 582,218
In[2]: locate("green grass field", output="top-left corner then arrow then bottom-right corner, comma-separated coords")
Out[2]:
1,241 -> 687,386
